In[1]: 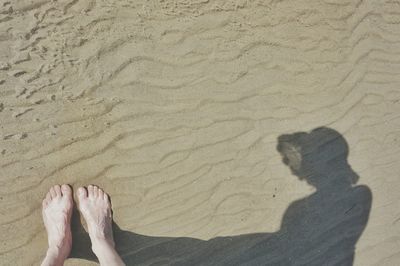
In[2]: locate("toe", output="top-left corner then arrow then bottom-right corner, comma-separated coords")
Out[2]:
77,187 -> 87,200
54,185 -> 62,197
49,186 -> 57,199
103,192 -> 109,203
88,185 -> 94,197
93,185 -> 99,197
61,184 -> 72,197
46,191 -> 52,202
98,187 -> 104,198
42,198 -> 48,208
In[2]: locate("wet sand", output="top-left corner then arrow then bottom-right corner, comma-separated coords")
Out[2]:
1,0 -> 400,265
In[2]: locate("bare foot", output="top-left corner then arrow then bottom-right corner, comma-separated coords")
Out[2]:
77,185 -> 125,266
42,184 -> 73,264
77,185 -> 114,247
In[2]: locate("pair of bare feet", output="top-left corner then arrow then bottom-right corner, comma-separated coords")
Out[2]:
41,184 -> 125,266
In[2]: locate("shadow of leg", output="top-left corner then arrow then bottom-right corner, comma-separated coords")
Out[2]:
69,205 -> 97,262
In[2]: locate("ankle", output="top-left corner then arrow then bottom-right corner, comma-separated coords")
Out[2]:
91,236 -> 115,254
89,227 -> 115,248
90,238 -> 125,266
43,247 -> 67,266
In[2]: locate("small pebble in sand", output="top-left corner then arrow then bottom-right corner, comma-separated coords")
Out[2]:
0,62 -> 10,70
47,94 -> 56,101
48,124 -> 57,135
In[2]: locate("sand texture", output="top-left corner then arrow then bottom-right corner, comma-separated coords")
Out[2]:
1,0 -> 400,265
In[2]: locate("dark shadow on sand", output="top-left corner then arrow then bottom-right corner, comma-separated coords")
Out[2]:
70,127 -> 372,266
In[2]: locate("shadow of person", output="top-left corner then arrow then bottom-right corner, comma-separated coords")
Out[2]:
232,127 -> 373,265
70,127 -> 372,266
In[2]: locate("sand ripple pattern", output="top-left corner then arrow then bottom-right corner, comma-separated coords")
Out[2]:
0,0 -> 399,265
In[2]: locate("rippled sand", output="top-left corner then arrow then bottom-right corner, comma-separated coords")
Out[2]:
1,0 -> 400,265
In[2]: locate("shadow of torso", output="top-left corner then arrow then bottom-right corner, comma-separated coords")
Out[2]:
231,185 -> 372,266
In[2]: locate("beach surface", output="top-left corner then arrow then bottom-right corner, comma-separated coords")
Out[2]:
0,0 -> 400,265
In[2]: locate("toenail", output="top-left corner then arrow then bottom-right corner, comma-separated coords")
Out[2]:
78,187 -> 86,195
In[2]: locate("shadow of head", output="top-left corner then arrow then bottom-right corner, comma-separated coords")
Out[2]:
277,127 -> 359,188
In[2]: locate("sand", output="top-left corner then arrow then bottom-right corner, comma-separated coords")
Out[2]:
1,0 -> 400,265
